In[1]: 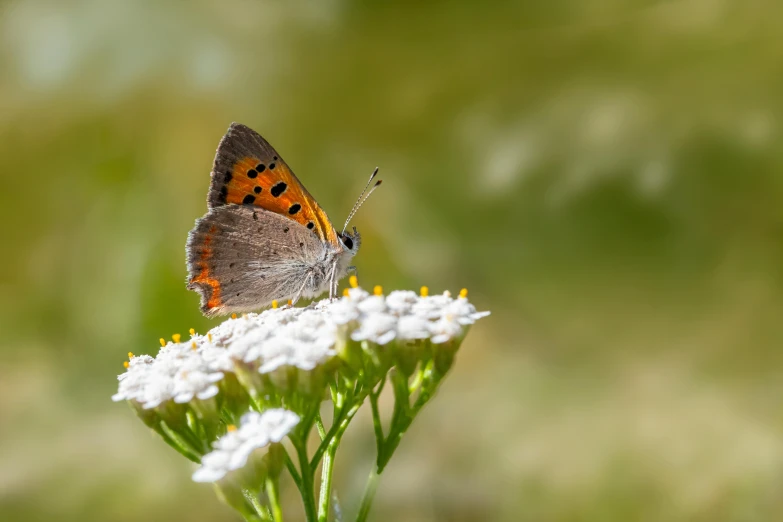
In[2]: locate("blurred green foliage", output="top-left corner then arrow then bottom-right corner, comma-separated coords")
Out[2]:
2,1 -> 783,521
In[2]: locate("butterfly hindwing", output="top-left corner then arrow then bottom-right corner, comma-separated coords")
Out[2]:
186,205 -> 327,317
207,123 -> 339,247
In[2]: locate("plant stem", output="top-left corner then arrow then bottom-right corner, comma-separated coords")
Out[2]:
355,468 -> 380,522
266,478 -> 284,522
317,440 -> 338,522
295,438 -> 318,522
369,391 -> 384,460
243,488 -> 272,522
315,380 -> 364,520
311,407 -> 345,471
407,365 -> 425,394
284,448 -> 303,492
316,413 -> 327,440
155,423 -> 202,463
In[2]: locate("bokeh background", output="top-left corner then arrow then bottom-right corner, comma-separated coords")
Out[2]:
2,1 -> 783,520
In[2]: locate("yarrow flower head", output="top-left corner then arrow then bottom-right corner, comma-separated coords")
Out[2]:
113,285 -> 489,520
192,409 -> 299,483
114,286 -> 489,412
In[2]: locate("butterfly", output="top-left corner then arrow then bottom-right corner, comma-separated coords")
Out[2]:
186,123 -> 381,317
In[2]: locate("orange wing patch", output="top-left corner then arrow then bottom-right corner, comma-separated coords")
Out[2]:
221,156 -> 338,245
189,226 -> 222,313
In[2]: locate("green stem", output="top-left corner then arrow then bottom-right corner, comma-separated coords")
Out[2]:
310,380 -> 356,472
316,413 -> 327,440
310,407 -> 345,471
407,365 -> 425,394
266,477 -> 284,522
317,440 -> 338,522
369,391 -> 384,461
355,468 -> 380,522
294,437 -> 318,522
243,488 -> 272,522
158,421 -> 203,462
157,431 -> 202,463
378,417 -> 411,473
284,448 -> 303,492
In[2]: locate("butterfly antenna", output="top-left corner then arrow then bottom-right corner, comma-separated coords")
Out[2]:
348,167 -> 378,217
342,167 -> 382,234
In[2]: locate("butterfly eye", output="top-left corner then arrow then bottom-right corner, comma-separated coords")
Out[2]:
342,235 -> 354,250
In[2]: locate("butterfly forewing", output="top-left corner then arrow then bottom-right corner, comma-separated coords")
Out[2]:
186,205 -> 327,316
207,123 -> 339,247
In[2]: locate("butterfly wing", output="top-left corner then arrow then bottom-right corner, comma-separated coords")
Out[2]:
186,205 -> 327,317
207,123 -> 340,248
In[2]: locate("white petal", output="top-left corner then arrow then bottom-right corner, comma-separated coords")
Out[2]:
192,466 -> 227,483
196,385 -> 220,400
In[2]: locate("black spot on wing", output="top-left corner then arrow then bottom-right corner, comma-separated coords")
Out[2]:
271,182 -> 287,197
243,194 -> 256,205
288,203 -> 301,215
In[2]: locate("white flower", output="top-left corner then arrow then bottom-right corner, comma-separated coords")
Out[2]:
172,369 -> 224,403
227,326 -> 274,363
328,299 -> 360,325
385,290 -> 419,315
357,295 -> 387,314
441,298 -> 491,325
397,315 -> 432,340
192,409 -> 299,483
429,314 -> 466,344
412,293 -> 455,319
113,344 -> 227,409
139,375 -> 175,409
114,287 -> 489,409
112,355 -> 154,402
351,313 -> 398,345
346,287 -> 370,301
208,314 -> 264,347
257,336 -> 335,374
252,309 -> 337,374
199,343 -> 235,373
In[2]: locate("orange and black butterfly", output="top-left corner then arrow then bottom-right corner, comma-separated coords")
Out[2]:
186,123 -> 380,317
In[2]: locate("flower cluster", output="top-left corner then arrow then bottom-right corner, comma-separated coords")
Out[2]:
193,409 -> 299,483
114,284 -> 489,522
114,286 -> 487,413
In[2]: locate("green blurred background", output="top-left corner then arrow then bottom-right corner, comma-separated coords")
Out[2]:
2,0 -> 783,520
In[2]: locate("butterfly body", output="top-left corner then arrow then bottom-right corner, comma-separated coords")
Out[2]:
186,123 -> 362,317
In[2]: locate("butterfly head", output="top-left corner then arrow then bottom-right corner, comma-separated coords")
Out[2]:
339,226 -> 361,254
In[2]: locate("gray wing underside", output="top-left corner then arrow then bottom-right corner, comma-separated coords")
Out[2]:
186,205 -> 327,316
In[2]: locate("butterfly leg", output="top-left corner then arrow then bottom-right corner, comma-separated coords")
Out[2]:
328,260 -> 338,300
290,273 -> 312,307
